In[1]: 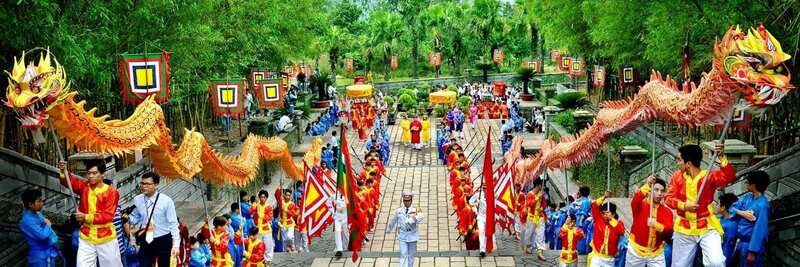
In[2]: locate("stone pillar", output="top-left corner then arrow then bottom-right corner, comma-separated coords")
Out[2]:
700,139 -> 756,170
572,109 -> 594,131
619,145 -> 649,195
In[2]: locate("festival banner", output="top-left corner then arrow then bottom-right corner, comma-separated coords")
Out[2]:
390,55 -> 399,70
569,59 -> 584,77
208,79 -> 246,117
493,163 -> 515,235
345,58 -> 354,73
302,163 -> 334,242
249,68 -> 269,91
593,65 -> 606,89
118,52 -> 171,104
254,78 -> 284,109
550,49 -> 560,62
429,52 -> 442,67
620,66 -> 638,89
493,49 -> 505,65
560,57 -> 572,72
531,59 -> 542,73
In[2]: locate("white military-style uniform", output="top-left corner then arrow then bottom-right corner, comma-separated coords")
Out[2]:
469,190 -> 496,253
328,192 -> 349,252
386,199 -> 425,267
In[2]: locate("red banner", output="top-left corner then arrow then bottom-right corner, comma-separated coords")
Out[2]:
593,65 -> 606,89
429,52 -> 442,67
345,58 -> 354,73
560,57 -> 572,72
569,59 -> 584,77
493,49 -> 504,65
390,55 -> 399,70
550,49 -> 560,62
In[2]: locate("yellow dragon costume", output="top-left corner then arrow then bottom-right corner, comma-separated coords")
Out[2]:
4,52 -> 320,185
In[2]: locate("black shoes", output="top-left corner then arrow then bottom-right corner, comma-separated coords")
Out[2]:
335,251 -> 342,258
480,252 -> 486,258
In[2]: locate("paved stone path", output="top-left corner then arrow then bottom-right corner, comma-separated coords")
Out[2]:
273,118 -> 592,266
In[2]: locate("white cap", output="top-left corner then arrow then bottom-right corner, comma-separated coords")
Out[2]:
402,191 -> 414,200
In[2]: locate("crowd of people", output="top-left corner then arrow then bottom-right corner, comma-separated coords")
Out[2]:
305,103 -> 340,136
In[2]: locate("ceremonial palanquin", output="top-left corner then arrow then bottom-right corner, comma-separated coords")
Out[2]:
508,26 -> 794,184
5,51 -> 320,185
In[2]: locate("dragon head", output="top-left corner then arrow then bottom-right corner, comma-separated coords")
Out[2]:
4,51 -> 67,129
716,25 -> 793,108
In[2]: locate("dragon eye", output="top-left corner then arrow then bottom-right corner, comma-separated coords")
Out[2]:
32,86 -> 40,94
15,87 -> 21,94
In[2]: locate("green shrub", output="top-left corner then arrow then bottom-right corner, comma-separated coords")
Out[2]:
417,88 -> 429,103
384,96 -> 395,108
447,84 -> 457,93
457,96 -> 472,110
555,91 -> 588,109
552,110 -> 576,133
397,88 -> 416,101
434,105 -> 448,117
398,93 -> 418,112
419,83 -> 431,92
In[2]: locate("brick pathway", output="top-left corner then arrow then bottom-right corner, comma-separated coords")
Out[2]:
272,118 -> 589,266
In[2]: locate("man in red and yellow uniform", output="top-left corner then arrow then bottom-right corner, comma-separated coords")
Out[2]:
588,191 -> 626,267
210,216 -> 233,267
627,176 -> 673,266
242,227 -> 266,267
521,178 -> 547,260
513,184 -> 526,241
279,190 -> 299,252
250,190 -> 274,264
58,160 -> 122,267
558,214 -> 585,267
664,144 -> 735,267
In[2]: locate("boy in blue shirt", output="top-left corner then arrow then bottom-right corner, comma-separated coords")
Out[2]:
731,171 -> 770,267
717,193 -> 739,266
19,189 -> 60,267
575,186 -> 592,254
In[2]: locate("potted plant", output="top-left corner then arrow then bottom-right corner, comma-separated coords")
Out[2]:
515,67 -> 536,101
309,71 -> 334,108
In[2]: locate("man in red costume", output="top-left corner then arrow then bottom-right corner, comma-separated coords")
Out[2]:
410,115 -> 423,150
242,227 -> 265,267
58,160 -> 123,267
279,190 -> 299,253
209,216 -> 233,267
250,190 -> 274,264
588,191 -> 626,267
665,143 -> 734,267
626,176 -> 673,266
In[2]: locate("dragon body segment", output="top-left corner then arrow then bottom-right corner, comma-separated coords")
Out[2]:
5,52 -> 317,185
513,26 -> 794,184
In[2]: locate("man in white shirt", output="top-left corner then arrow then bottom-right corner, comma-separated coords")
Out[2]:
328,191 -> 348,258
386,192 -> 425,267
128,172 -> 180,267
469,185 -> 495,257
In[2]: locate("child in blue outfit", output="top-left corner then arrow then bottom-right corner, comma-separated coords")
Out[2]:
717,193 -> 739,266
189,236 -> 211,267
731,171 -> 771,267
19,189 -> 61,267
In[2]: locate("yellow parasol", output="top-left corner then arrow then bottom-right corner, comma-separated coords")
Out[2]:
429,90 -> 456,105
346,84 -> 373,98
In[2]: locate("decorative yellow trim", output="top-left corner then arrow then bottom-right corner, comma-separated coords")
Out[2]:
641,183 -> 651,194
629,233 -> 665,258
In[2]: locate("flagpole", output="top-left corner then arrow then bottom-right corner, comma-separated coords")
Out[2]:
606,145 -> 611,210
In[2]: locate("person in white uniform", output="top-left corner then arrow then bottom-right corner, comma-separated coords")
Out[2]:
469,185 -> 496,257
328,191 -> 348,258
386,192 -> 425,267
